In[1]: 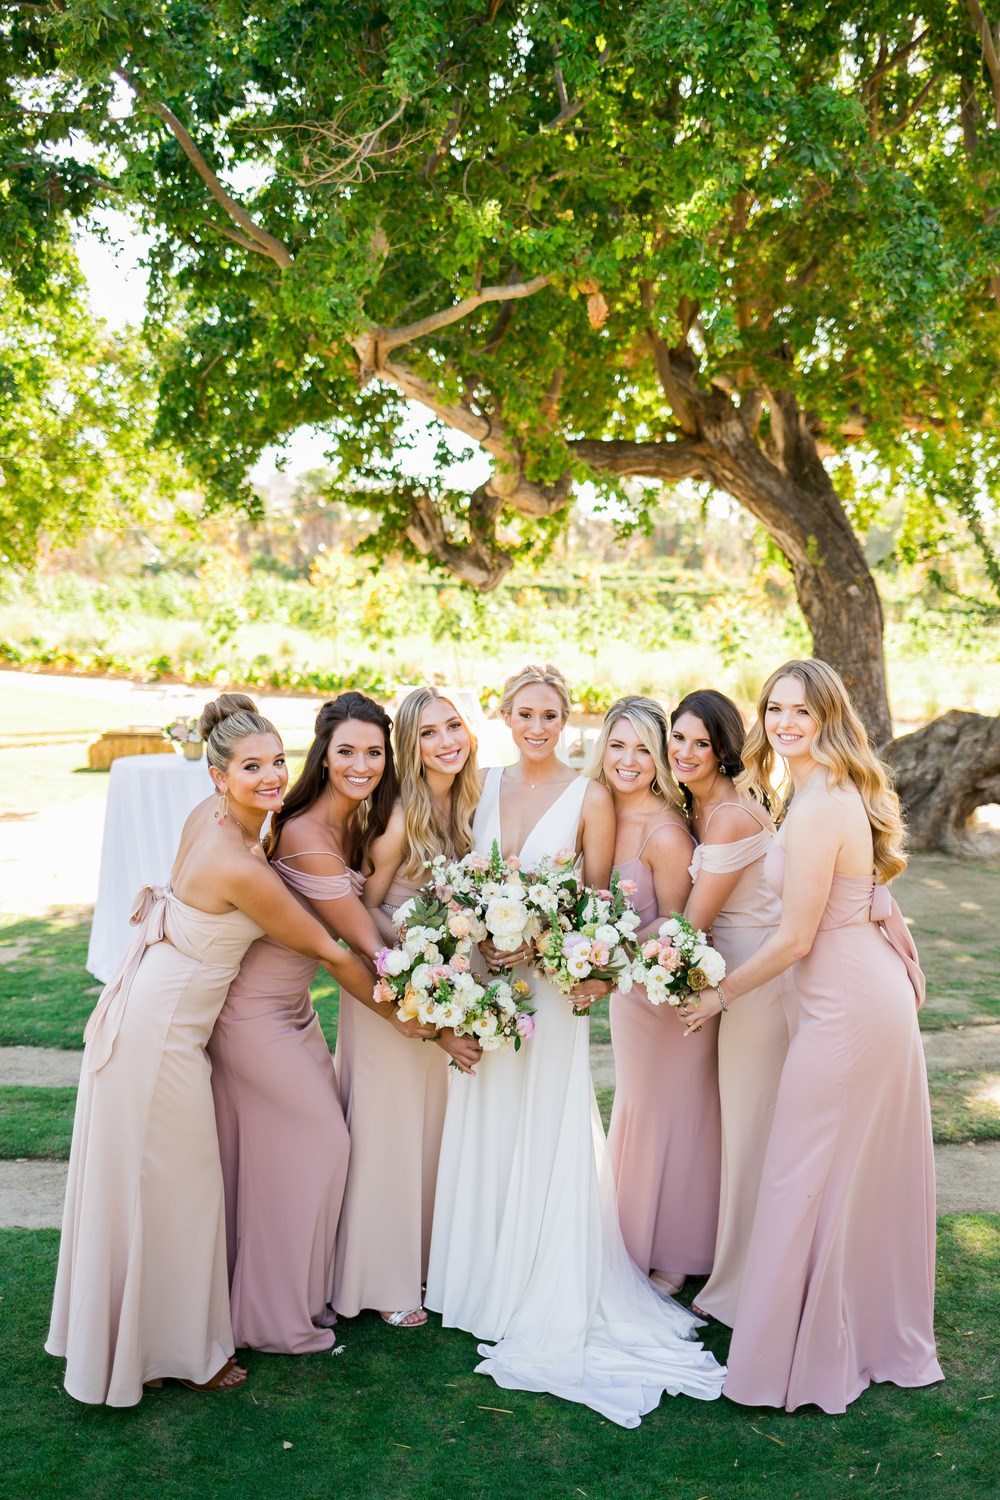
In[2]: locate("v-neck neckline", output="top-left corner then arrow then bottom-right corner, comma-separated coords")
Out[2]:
496,770 -> 581,862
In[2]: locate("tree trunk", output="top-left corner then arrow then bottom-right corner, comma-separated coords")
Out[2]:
575,385 -> 894,742
884,711 -> 1000,855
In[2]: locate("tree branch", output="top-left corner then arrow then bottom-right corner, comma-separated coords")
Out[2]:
966,0 -> 1000,125
378,274 -> 550,352
115,68 -> 293,269
862,26 -> 929,94
571,437 -> 709,482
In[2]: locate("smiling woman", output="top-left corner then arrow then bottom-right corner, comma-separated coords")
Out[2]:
208,692 -> 419,1355
45,693 -> 378,1405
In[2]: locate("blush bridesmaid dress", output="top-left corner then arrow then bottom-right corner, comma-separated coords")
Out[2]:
332,868 -> 449,1318
688,803 -> 789,1326
208,858 -> 357,1353
47,886 -> 263,1405
607,823 -> 722,1286
723,846 -> 942,1413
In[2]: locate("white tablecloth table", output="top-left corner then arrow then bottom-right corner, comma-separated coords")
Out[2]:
86,753 -> 214,983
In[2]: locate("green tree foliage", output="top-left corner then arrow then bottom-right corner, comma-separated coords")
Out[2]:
4,1 -> 1000,732
0,252 -> 190,566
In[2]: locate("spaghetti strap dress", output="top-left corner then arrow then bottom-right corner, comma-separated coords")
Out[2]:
46,886 -> 262,1405
332,869 -> 449,1317
724,845 -> 943,1412
607,822 -> 721,1281
424,768 -> 726,1427
689,804 -> 790,1326
208,858 -> 357,1353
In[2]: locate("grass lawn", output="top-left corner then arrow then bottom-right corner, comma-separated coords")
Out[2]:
0,1087 -> 77,1159
3,1221 -> 998,1500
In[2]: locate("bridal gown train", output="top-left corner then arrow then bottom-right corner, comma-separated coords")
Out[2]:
424,768 -> 726,1428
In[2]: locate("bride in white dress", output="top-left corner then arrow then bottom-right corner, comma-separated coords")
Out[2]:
424,665 -> 725,1427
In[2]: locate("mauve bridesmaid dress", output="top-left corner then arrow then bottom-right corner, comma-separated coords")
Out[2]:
209,858 -> 356,1353
607,824 -> 722,1282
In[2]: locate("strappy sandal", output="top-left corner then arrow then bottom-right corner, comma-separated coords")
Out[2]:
380,1307 -> 428,1328
177,1358 -> 248,1392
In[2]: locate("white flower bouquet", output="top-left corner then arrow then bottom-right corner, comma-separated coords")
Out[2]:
372,887 -> 535,1058
630,913 -> 727,1009
424,840 -> 542,955
520,860 -> 643,1014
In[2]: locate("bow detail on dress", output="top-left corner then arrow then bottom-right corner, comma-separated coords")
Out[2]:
84,885 -> 170,1073
870,884 -> 926,1010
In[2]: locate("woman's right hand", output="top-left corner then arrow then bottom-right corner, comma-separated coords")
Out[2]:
435,1028 -> 483,1075
389,1013 -> 440,1041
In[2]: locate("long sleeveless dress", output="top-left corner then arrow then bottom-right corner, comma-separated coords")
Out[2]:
208,858 -> 358,1353
724,845 -> 942,1412
46,886 -> 262,1406
332,868 -> 449,1316
424,768 -> 726,1427
607,824 -> 721,1281
689,805 -> 790,1326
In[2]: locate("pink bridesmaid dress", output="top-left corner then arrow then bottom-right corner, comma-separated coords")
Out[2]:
689,805 -> 790,1326
607,827 -> 721,1282
724,845 -> 942,1413
47,887 -> 262,1404
332,869 -> 449,1317
208,858 -> 357,1353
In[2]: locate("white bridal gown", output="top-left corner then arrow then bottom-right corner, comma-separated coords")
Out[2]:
424,768 -> 726,1427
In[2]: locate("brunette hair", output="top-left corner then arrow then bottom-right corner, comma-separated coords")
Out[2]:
393,688 -> 480,877
670,689 -> 767,814
199,693 -> 279,775
742,659 -> 907,881
268,691 -> 397,871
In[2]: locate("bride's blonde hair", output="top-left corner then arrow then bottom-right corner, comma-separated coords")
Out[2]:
500,663 -> 572,723
393,688 -> 480,878
743,659 -> 907,881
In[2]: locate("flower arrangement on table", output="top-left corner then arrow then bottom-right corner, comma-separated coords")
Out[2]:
164,716 -> 203,758
629,913 -> 727,1014
372,887 -> 535,1057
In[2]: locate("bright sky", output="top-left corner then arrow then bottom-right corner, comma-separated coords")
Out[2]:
73,210 -> 490,486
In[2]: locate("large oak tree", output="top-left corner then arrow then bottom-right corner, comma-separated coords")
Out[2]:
4,0 -> 1000,841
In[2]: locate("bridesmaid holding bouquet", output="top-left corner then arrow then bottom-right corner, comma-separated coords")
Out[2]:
667,689 -> 786,1325
209,692 -> 430,1353
333,687 -> 483,1328
591,695 -> 720,1297
680,660 -> 942,1412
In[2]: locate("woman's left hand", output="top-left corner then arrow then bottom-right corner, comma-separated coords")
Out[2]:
679,987 -> 724,1035
568,977 -> 613,1009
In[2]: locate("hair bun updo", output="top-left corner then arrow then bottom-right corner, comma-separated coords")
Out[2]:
198,693 -> 280,775
198,692 -> 260,743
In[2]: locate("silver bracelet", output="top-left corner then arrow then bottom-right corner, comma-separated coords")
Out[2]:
716,980 -> 731,1013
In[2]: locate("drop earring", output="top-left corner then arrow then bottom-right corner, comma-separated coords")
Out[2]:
215,790 -> 230,824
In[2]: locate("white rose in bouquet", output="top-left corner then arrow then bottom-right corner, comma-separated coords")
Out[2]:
693,945 -> 727,986
382,948 -> 411,978
593,923 -> 620,946
392,898 -> 418,930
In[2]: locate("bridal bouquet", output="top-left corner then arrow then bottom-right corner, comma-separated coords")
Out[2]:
630,913 -> 727,1009
373,887 -> 535,1055
522,861 -> 643,1012
425,841 -> 542,955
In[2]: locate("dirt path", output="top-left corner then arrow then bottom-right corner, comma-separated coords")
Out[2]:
3,1033 -> 998,1228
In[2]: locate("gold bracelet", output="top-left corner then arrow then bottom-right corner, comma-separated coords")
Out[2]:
716,980 -> 730,1013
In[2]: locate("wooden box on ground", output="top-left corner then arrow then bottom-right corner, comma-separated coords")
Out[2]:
87,728 -> 175,770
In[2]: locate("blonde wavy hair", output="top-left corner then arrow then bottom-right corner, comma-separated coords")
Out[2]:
500,663 -> 572,722
743,659 -> 907,881
586,696 -> 683,811
394,688 -> 480,878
